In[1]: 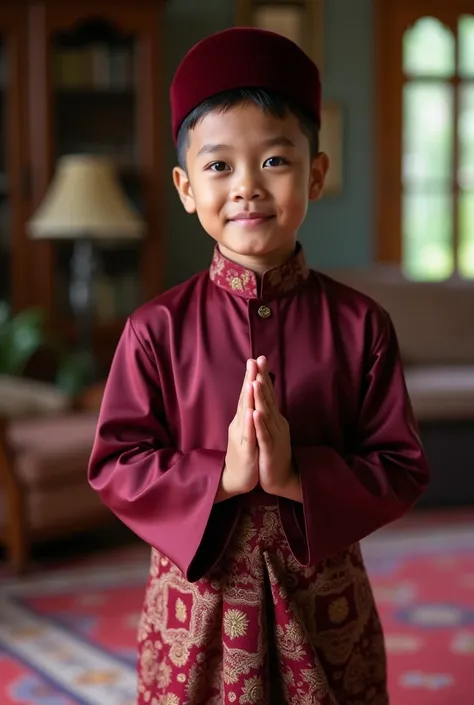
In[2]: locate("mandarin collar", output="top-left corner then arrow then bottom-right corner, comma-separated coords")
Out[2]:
209,243 -> 309,299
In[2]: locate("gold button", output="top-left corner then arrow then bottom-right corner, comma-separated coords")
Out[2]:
257,305 -> 272,319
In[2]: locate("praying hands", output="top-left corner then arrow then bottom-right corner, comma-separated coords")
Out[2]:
216,356 -> 302,503
253,356 -> 302,502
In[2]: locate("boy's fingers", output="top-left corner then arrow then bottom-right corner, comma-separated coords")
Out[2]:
237,369 -> 247,410
238,360 -> 256,410
254,409 -> 273,448
253,381 -> 278,438
256,356 -> 268,376
237,385 -> 254,431
256,373 -> 276,412
242,407 -> 256,445
247,359 -> 257,380
245,382 -> 254,410
253,379 -> 269,415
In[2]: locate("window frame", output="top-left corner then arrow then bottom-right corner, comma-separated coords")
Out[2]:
375,0 -> 474,277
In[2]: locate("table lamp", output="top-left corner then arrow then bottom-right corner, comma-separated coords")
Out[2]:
28,154 -> 145,371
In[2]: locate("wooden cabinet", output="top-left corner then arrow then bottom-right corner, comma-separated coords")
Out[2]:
1,1 -> 165,364
0,8 -> 28,314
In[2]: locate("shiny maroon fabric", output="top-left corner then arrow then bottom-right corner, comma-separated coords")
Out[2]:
88,244 -> 429,583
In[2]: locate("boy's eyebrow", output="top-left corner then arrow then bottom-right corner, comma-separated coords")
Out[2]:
262,136 -> 296,148
197,136 -> 296,157
197,143 -> 229,156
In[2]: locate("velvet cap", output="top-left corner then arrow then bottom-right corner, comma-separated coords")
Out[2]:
170,26 -> 321,144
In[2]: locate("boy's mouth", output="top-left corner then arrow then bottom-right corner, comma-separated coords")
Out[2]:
229,212 -> 275,225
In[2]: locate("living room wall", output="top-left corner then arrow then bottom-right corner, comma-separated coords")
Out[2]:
163,0 -> 374,287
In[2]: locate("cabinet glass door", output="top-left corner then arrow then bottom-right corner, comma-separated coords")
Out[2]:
52,19 -> 141,324
0,38 -> 9,306
29,3 -> 162,363
0,10 -> 26,313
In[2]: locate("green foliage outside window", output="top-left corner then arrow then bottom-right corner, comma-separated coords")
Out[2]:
402,15 -> 474,280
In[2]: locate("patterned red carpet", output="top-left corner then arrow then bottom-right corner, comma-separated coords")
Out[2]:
1,510 -> 473,704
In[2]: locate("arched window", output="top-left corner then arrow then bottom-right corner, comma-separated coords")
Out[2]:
376,2 -> 474,281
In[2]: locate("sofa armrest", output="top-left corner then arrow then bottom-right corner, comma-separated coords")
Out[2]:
405,365 -> 474,421
0,414 -> 28,573
0,414 -> 24,500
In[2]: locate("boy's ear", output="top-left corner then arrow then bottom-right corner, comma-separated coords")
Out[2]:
308,152 -> 330,202
172,166 -> 196,213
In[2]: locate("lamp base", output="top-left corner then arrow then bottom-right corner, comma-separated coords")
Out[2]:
69,238 -> 96,380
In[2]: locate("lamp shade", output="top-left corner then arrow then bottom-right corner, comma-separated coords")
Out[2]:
28,154 -> 145,240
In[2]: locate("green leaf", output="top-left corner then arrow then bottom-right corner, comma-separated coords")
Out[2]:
0,307 -> 46,375
55,351 -> 95,396
0,301 -> 10,325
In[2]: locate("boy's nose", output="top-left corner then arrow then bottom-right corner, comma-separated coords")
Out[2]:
231,171 -> 265,201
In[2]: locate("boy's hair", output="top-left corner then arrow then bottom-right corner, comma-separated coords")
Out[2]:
176,88 -> 320,171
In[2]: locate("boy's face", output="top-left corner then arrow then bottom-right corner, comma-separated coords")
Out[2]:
173,102 -> 328,272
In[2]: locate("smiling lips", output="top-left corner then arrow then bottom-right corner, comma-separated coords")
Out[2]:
229,212 -> 274,225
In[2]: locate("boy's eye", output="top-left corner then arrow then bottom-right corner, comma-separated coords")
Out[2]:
263,156 -> 287,168
208,161 -> 229,172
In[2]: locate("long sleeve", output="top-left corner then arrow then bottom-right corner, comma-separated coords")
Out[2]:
88,318 -> 240,582
279,308 -> 429,566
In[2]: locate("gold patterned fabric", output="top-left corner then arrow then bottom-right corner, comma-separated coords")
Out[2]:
209,244 -> 310,299
137,495 -> 388,704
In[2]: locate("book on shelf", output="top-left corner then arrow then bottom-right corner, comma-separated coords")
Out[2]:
54,44 -> 135,91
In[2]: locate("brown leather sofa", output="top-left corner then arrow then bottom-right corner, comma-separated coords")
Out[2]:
0,380 -> 112,574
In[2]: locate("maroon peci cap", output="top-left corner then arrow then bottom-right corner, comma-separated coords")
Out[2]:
170,26 -> 321,144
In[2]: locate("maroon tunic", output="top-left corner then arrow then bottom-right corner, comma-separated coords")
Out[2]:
88,245 -> 428,704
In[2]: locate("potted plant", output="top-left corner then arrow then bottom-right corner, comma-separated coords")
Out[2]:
0,302 -> 90,397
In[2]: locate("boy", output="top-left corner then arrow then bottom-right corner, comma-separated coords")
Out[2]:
88,27 -> 429,704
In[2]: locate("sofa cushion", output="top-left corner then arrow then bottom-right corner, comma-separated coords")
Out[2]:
0,375 -> 70,419
405,366 -> 474,421
7,412 -> 98,487
325,268 -> 474,366
27,484 -> 109,531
